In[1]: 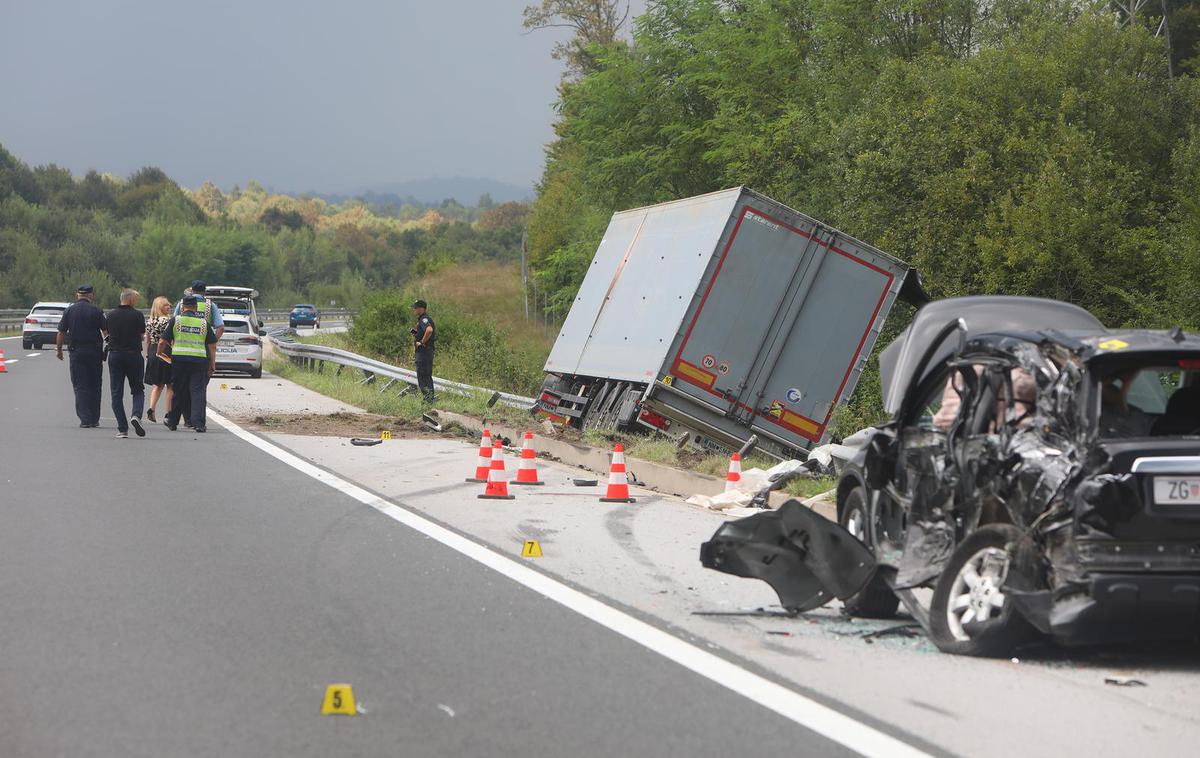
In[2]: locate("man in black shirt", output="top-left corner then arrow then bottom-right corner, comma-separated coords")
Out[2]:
56,284 -> 108,428
106,288 -> 147,439
412,299 -> 436,402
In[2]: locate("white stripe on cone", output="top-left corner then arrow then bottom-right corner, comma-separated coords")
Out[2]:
725,453 -> 742,493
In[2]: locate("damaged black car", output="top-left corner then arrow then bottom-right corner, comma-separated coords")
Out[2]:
702,296 -> 1200,656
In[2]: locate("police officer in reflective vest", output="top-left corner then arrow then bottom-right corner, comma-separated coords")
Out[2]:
411,299 -> 435,402
158,294 -> 217,433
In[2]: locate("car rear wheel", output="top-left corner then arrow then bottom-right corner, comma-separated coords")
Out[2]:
929,524 -> 1039,656
839,486 -> 899,619
249,367 -> 262,379
22,339 -> 32,350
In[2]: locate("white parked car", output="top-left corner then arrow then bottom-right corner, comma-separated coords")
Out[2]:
215,314 -> 264,378
205,285 -> 263,331
22,302 -> 71,349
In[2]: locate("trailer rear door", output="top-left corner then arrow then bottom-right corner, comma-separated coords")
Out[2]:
665,193 -> 905,448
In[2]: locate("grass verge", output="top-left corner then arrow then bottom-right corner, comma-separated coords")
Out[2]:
266,356 -> 532,427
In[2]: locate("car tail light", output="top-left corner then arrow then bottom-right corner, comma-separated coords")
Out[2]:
237,336 -> 260,345
1180,359 -> 1200,370
25,318 -> 36,324
638,409 -> 671,430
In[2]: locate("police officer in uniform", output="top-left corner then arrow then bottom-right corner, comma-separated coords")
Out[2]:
56,284 -> 108,428
158,294 -> 217,433
411,299 -> 435,402
173,280 -> 224,426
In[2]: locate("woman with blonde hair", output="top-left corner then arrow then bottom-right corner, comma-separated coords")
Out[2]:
143,295 -> 174,422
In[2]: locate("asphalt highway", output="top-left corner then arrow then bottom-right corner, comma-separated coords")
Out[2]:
0,342 -> 892,757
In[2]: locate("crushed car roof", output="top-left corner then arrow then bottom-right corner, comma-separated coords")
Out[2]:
879,296 -> 1104,414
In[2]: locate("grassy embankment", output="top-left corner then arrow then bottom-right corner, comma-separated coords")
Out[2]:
274,261 -> 834,497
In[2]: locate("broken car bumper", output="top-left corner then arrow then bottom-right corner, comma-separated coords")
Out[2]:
699,500 -> 876,613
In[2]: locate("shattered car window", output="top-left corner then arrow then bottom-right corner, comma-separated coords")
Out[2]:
1097,366 -> 1197,438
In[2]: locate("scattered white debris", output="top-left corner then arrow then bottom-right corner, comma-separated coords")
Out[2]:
438,703 -> 456,717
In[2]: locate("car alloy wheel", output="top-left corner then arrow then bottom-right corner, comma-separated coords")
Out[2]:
929,524 -> 1039,656
945,546 -> 1010,641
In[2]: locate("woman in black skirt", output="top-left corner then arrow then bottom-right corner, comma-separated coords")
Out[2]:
143,295 -> 174,422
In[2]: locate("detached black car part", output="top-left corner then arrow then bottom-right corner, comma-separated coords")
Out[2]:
700,500 -> 875,612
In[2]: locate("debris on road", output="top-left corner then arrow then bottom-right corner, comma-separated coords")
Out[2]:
350,438 -> 383,447
572,478 -> 598,487
1104,677 -> 1148,687
700,500 -> 874,612
437,704 -> 456,718
687,458 -> 809,511
692,607 -> 800,618
860,624 -> 922,642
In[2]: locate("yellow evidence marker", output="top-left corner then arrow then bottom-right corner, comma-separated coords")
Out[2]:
321,683 -> 357,715
220,383 -> 228,390
380,430 -> 393,440
521,540 -> 543,558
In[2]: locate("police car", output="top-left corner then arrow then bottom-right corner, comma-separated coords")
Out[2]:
215,314 -> 264,378
22,301 -> 71,349
205,286 -> 263,330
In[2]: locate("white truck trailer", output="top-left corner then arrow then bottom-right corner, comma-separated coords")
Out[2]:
535,187 -> 927,459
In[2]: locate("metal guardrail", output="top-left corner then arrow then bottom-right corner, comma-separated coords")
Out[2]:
1,310 -> 27,334
268,330 -> 536,410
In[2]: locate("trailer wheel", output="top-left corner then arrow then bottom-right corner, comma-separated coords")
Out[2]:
839,486 -> 899,619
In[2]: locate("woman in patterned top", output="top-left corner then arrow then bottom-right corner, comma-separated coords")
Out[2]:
143,295 -> 174,422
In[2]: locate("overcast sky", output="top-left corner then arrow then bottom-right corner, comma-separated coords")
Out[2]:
0,0 -> 634,194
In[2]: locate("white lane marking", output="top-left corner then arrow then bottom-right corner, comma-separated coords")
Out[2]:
208,409 -> 930,758
26,352 -> 42,358
3,359 -> 18,365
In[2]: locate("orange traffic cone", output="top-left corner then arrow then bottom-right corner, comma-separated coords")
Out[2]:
466,428 -> 493,482
724,452 -> 742,492
600,443 -> 636,503
0,349 -> 6,374
478,440 -> 515,500
512,431 -> 544,485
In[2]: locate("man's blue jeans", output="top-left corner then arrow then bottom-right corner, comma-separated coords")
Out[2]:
108,350 -> 145,433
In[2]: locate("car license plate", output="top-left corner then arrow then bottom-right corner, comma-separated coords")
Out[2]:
217,346 -> 238,354
1153,477 -> 1200,504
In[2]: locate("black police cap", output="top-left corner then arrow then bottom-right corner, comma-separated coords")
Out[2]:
77,284 -> 94,294
412,299 -> 427,309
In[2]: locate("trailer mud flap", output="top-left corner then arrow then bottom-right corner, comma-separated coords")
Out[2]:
699,500 -> 876,612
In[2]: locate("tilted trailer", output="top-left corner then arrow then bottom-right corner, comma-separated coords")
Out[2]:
536,187 -> 927,459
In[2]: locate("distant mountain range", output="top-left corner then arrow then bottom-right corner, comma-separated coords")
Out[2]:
307,177 -> 533,206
